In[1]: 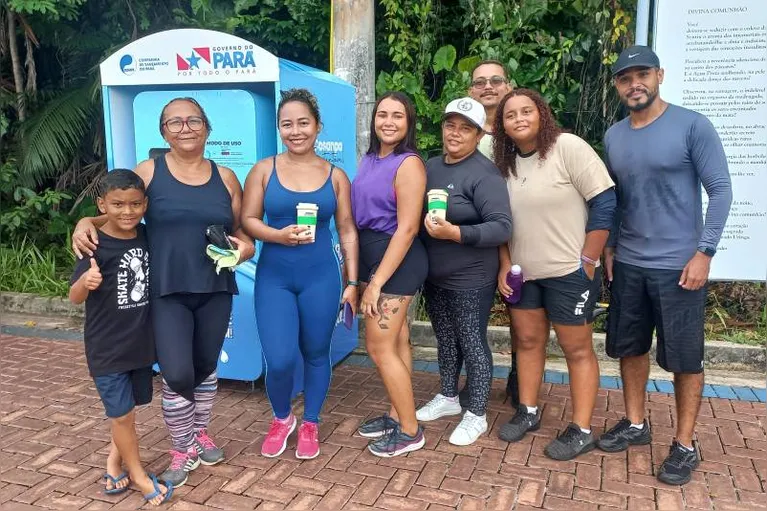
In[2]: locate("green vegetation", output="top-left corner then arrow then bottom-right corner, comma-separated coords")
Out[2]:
1,0 -> 764,345
0,239 -> 72,297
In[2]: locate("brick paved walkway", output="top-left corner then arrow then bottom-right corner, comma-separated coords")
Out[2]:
1,335 -> 765,510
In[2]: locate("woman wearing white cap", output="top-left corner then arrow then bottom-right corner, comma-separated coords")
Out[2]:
416,97 -> 512,446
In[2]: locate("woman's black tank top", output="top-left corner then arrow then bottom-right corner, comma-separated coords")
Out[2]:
145,155 -> 238,297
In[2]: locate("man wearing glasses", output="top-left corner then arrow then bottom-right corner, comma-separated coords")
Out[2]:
467,60 -> 512,159
454,60 -> 518,411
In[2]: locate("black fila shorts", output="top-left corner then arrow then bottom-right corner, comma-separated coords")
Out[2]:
510,266 -> 601,325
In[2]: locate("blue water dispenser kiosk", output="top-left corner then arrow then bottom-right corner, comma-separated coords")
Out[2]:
99,29 -> 359,391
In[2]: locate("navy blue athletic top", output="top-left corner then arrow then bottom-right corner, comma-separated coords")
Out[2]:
145,156 -> 237,297
258,157 -> 338,268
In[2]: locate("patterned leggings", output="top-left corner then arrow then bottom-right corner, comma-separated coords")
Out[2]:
424,282 -> 496,416
162,372 -> 217,452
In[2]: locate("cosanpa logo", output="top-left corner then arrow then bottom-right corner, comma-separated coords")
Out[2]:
119,54 -> 135,75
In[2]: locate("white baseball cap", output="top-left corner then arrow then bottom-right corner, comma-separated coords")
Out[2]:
443,97 -> 486,130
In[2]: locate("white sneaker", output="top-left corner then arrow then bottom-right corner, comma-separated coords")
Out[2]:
416,394 -> 462,422
449,411 -> 488,446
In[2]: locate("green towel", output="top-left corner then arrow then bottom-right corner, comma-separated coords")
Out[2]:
205,245 -> 241,274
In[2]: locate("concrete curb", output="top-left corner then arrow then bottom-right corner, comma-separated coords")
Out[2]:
1,292 -> 84,317
2,291 -> 765,372
405,321 -> 766,372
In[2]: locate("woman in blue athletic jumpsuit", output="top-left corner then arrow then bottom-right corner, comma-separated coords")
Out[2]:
240,89 -> 359,460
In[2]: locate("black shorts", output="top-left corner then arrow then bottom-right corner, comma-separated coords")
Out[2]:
93,367 -> 154,418
359,229 -> 427,296
606,261 -> 706,374
511,266 -> 601,325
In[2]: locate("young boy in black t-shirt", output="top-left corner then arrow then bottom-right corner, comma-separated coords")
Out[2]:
69,169 -> 172,505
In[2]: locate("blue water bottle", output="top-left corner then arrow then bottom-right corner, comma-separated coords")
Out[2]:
503,265 -> 524,305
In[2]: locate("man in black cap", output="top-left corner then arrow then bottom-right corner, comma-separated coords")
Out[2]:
598,45 -> 732,486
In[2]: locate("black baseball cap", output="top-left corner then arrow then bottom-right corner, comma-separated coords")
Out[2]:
611,45 -> 660,76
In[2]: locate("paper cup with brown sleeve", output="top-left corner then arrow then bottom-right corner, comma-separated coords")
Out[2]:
296,203 -> 319,242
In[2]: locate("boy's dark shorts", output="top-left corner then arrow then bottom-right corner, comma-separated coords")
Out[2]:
93,367 -> 154,418
606,261 -> 706,374
511,266 -> 602,325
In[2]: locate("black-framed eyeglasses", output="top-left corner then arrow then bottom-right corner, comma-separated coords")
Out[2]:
163,117 -> 205,133
471,76 -> 508,88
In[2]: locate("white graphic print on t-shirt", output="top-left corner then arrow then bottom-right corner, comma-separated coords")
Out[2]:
117,247 -> 149,309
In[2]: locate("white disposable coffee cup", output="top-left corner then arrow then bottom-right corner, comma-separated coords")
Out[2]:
427,189 -> 449,222
296,203 -> 319,242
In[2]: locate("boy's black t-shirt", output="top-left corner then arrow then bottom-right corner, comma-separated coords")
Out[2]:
70,224 -> 155,376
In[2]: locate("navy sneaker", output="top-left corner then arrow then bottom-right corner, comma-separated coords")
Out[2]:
357,414 -> 398,439
657,441 -> 700,486
598,418 -> 652,452
367,425 -> 425,458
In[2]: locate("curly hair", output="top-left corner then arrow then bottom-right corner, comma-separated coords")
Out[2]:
278,88 -> 321,125
492,89 -> 561,178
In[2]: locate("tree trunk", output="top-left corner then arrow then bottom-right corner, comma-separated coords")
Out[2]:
24,34 -> 36,93
7,8 -> 26,121
331,0 -> 375,161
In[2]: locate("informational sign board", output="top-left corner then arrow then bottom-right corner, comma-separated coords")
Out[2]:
100,29 -> 278,86
654,0 -> 767,281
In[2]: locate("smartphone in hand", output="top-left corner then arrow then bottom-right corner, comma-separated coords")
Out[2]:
341,301 -> 354,330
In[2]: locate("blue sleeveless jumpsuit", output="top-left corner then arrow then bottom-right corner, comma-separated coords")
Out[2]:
255,158 -> 342,424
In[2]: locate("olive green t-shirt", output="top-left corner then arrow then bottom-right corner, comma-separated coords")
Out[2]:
507,133 -> 614,280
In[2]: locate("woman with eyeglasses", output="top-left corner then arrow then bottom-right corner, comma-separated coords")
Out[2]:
72,97 -> 255,488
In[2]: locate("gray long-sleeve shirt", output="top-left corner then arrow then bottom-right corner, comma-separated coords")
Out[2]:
605,103 -> 733,270
421,151 -> 512,290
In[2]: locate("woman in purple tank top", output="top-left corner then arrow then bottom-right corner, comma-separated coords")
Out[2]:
351,92 -> 429,457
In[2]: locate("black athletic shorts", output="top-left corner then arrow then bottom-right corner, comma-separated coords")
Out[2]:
359,229 -> 427,296
606,261 -> 706,374
511,266 -> 602,325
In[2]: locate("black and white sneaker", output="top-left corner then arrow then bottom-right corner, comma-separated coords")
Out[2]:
544,423 -> 596,461
498,407 -> 540,443
657,441 -> 700,486
357,414 -> 398,439
597,418 -> 652,452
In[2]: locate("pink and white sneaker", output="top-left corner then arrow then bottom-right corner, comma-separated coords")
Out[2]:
261,414 -> 296,458
296,421 -> 320,460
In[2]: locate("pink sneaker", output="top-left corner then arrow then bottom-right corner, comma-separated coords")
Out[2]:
296,421 -> 320,460
261,415 -> 296,458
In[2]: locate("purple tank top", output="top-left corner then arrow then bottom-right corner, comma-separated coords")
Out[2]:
352,151 -> 417,235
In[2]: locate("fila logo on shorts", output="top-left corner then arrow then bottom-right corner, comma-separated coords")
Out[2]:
574,290 -> 590,316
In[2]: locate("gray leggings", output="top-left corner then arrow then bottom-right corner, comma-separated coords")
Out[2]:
424,282 -> 496,416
